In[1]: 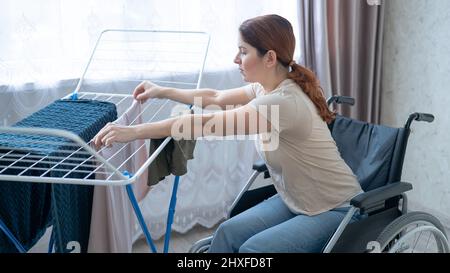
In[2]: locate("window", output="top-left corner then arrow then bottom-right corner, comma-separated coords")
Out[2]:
0,0 -> 298,87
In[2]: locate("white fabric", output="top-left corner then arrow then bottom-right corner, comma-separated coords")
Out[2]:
88,101 -> 150,253
0,0 -> 298,87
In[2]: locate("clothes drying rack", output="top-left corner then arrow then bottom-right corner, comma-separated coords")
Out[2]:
0,29 -> 210,253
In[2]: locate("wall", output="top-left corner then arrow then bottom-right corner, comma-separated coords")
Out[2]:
381,0 -> 450,227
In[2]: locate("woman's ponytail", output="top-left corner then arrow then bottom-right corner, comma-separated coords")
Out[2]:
288,63 -> 335,124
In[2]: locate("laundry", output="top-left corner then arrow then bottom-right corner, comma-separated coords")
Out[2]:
147,137 -> 196,186
147,108 -> 196,186
0,99 -> 117,253
88,100 -> 150,253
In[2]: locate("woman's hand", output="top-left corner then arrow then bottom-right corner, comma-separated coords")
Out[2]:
93,123 -> 138,149
132,80 -> 164,103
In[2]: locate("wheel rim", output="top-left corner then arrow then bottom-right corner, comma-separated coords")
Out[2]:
382,221 -> 449,253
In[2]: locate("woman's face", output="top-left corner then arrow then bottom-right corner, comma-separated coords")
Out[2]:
234,36 -> 265,83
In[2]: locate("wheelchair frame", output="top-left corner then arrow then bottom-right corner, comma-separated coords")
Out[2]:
189,95 -> 449,253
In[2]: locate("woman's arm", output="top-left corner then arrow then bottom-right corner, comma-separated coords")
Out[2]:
93,104 -> 272,148
133,81 -> 252,109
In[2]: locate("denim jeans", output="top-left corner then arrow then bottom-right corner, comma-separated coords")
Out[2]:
209,194 -> 363,253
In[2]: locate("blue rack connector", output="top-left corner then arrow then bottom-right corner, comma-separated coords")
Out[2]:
70,92 -> 78,101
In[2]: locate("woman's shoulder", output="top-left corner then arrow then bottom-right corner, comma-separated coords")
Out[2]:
251,82 -> 266,97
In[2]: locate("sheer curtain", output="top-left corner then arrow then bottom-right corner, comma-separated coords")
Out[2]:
297,0 -> 333,98
0,0 -> 298,124
0,0 -> 298,240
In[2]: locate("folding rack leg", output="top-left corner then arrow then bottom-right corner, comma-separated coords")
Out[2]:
124,171 -> 158,253
0,217 -> 26,253
48,229 -> 54,253
164,175 -> 180,253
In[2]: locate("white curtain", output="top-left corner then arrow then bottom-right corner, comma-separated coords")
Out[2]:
0,0 -> 298,91
0,0 -> 298,241
0,0 -> 299,124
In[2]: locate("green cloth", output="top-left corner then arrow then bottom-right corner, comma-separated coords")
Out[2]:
147,138 -> 196,186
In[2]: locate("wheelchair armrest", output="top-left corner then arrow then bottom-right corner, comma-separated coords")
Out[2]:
350,182 -> 412,214
252,160 -> 270,179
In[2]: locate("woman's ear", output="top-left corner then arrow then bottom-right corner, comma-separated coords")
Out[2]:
264,50 -> 277,68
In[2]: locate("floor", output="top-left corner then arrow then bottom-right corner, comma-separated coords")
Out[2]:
136,224 -> 450,253
28,223 -> 219,253
133,224 -> 219,253
26,220 -> 450,253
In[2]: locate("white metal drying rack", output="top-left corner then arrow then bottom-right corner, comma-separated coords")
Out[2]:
0,29 -> 210,253
0,93 -> 180,186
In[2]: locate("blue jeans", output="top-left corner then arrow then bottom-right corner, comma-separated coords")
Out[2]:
209,194 -> 363,253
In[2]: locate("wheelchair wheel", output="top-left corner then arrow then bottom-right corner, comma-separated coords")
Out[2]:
376,211 -> 449,253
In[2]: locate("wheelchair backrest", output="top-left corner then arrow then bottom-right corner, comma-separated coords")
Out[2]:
330,115 -> 409,192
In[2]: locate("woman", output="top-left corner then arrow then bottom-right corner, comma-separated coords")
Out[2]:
93,14 -> 363,253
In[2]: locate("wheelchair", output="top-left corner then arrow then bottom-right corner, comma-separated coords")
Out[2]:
189,95 -> 449,253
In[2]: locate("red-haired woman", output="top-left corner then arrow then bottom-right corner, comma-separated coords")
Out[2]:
93,14 -> 363,253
